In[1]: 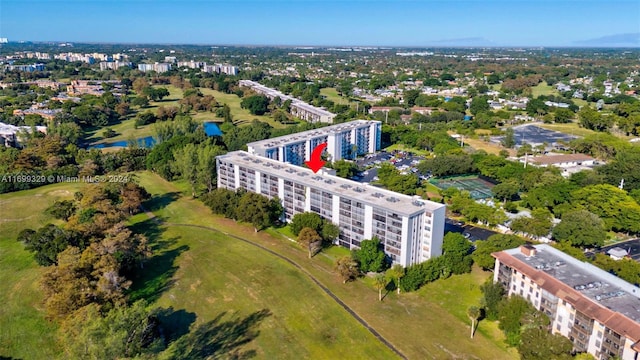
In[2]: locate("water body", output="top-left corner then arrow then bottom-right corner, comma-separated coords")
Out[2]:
88,136 -> 156,149
87,122 -> 223,149
203,122 -> 223,136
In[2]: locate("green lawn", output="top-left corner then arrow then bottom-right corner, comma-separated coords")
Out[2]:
320,87 -> 356,106
135,172 -> 517,359
531,82 -> 558,97
85,85 -> 290,148
199,88 -> 286,129
0,182 -> 85,359
539,121 -> 633,141
537,122 -> 594,138
1,172 -> 517,359
133,173 -> 398,359
384,143 -> 431,156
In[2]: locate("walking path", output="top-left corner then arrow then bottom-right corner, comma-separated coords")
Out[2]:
142,208 -> 407,360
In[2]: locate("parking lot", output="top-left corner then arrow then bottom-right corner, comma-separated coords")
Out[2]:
599,239 -> 640,262
492,124 -> 579,148
353,151 -> 426,184
445,218 -> 499,241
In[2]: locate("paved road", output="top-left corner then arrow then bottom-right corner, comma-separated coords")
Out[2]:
141,207 -> 408,360
445,218 -> 499,241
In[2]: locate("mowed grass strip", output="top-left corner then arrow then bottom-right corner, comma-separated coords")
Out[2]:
136,172 -> 517,359
0,182 -> 85,359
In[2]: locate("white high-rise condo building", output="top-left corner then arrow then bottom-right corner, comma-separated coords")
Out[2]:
239,80 -> 336,123
247,120 -> 381,165
216,151 -> 446,266
493,244 -> 640,360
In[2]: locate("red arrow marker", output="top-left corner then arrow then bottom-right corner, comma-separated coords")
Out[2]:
305,143 -> 327,173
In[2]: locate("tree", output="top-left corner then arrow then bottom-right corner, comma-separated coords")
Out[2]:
373,273 -> 387,301
18,224 -> 83,266
571,184 -> 640,234
492,181 -> 520,203
201,188 -> 239,219
467,306 -> 481,339
297,227 -> 322,258
131,96 -> 149,108
552,210 -> 607,247
498,295 -> 538,346
442,232 -> 473,275
502,128 -> 516,148
351,237 -> 387,273
579,106 -> 611,131
133,78 -> 148,94
115,102 -> 131,117
241,95 -> 269,115
517,327 -> 573,360
332,159 -> 358,178
473,234 -> 526,271
480,279 -> 505,321
553,108 -> 574,123
59,300 -> 164,359
143,87 -> 170,101
236,192 -> 282,232
403,89 -> 421,107
172,143 -> 198,197
222,103 -> 233,122
387,264 -> 404,294
45,200 -> 76,221
510,208 -> 553,239
335,256 -> 359,283
320,222 -> 340,243
470,96 -> 490,115
196,144 -> 225,193
290,212 -> 323,236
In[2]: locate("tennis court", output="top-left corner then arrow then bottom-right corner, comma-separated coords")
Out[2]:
430,176 -> 495,199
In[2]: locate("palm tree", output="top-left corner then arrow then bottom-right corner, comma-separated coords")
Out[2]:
374,274 -> 387,301
387,264 -> 405,294
467,306 -> 481,339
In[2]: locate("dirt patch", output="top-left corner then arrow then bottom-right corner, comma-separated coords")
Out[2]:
48,190 -> 72,197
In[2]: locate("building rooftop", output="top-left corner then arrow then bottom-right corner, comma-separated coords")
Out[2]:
219,150 -> 444,217
248,120 -> 380,150
240,80 -> 335,118
0,121 -> 46,135
494,244 -> 640,340
290,101 -> 335,116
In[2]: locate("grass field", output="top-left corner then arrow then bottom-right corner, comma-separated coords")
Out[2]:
135,172 -> 517,359
0,182 -> 85,359
462,137 -> 509,156
531,82 -> 558,97
1,172 -> 517,359
384,143 -> 431,156
132,173 -> 398,359
539,121 -> 633,141
87,85 -> 287,147
320,87 -> 356,106
199,88 -> 286,129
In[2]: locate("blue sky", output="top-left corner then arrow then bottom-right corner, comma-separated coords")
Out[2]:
1,0 -> 639,46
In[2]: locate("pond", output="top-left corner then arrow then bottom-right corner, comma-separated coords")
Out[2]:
87,136 -> 156,149
86,122 -> 223,149
203,122 -> 222,136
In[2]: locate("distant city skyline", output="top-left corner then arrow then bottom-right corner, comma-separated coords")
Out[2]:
1,0 -> 639,47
